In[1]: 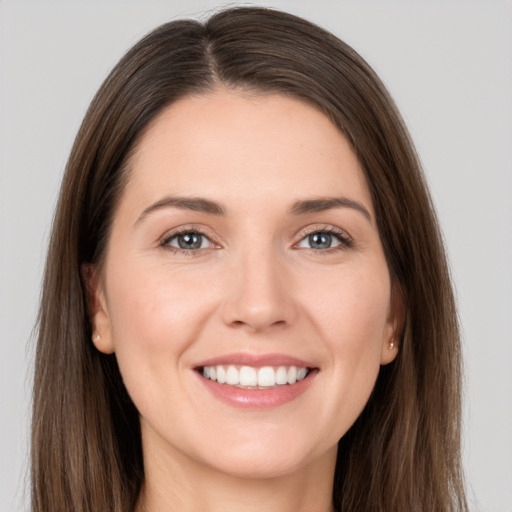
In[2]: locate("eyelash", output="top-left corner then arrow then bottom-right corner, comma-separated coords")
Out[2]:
160,227 -> 216,256
159,226 -> 353,255
295,226 -> 353,252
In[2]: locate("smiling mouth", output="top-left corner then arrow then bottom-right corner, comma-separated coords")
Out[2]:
197,365 -> 312,389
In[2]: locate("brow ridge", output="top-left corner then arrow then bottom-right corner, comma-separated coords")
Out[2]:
289,197 -> 372,222
136,195 -> 226,224
136,195 -> 372,225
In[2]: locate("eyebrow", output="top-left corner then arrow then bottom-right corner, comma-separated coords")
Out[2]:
288,197 -> 373,223
135,194 -> 372,225
136,196 -> 226,224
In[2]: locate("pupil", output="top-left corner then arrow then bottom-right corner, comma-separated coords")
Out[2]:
178,233 -> 201,249
309,232 -> 331,249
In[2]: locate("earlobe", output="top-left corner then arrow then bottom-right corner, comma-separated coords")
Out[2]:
90,330 -> 114,354
380,336 -> 398,365
380,281 -> 404,365
81,264 -> 115,354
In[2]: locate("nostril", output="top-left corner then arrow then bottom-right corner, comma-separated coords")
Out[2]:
228,318 -> 288,331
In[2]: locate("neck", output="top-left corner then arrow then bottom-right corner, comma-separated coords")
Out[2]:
136,439 -> 337,512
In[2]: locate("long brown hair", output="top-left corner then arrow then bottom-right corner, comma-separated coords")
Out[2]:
32,7 -> 467,511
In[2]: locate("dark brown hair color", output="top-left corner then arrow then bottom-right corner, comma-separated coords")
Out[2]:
32,6 -> 467,511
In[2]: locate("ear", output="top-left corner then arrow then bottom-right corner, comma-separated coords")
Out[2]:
380,280 -> 404,365
82,263 -> 115,354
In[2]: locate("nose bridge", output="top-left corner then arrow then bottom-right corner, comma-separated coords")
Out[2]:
222,239 -> 295,331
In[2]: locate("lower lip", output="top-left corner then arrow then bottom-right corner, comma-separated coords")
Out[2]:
196,370 -> 317,409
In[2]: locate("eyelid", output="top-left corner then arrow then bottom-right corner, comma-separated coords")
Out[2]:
159,225 -> 222,252
292,224 -> 354,250
157,223 -> 353,254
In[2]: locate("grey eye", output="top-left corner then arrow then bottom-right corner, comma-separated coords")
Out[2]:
168,232 -> 209,250
309,232 -> 333,249
298,231 -> 343,250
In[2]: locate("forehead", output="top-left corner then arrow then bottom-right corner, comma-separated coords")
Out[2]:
122,88 -> 373,215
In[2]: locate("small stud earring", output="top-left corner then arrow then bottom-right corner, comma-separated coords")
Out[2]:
92,333 -> 101,343
389,340 -> 395,350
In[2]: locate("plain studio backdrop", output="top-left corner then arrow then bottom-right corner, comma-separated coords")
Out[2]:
0,1 -> 511,511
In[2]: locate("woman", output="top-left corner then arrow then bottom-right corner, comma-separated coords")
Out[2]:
32,6 -> 467,511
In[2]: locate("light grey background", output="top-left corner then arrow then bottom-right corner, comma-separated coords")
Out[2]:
1,1 -> 511,511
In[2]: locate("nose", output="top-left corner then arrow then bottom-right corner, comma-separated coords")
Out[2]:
221,247 -> 297,333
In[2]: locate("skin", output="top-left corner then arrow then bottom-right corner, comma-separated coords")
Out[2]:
88,88 -> 401,512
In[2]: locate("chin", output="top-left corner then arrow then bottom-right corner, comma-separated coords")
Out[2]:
196,433 -> 334,480
206,452 -> 312,480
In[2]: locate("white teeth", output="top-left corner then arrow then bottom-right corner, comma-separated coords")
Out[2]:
297,367 -> 307,381
287,366 -> 297,384
239,366 -> 257,386
257,366 -> 276,387
216,365 -> 226,384
201,364 -> 310,388
226,365 -> 239,385
275,366 -> 288,385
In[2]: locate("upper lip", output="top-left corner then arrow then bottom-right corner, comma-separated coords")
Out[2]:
194,352 -> 317,369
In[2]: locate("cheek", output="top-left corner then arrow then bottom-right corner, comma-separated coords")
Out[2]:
103,260 -> 217,390
304,264 -> 391,427
107,260 -> 207,342
308,263 -> 391,351
102,260 -> 220,423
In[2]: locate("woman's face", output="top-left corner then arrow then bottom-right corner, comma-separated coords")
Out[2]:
91,89 -> 399,480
